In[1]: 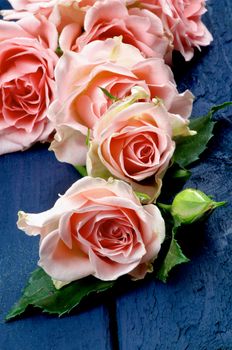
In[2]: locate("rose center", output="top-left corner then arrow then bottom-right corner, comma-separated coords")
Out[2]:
125,135 -> 157,164
2,77 -> 39,114
98,219 -> 134,248
135,142 -> 154,161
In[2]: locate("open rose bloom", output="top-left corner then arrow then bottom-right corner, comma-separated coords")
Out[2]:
0,1 -> 212,157
87,87 -> 195,200
1,0 -> 58,19
48,37 -> 193,166
17,177 -> 165,282
1,0 -> 85,26
128,0 -> 213,61
60,0 -> 171,60
2,0 -> 212,62
1,0 -> 103,34
0,15 -> 58,155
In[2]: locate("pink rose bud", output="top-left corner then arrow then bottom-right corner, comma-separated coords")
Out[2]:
17,177 -> 165,282
171,189 -> 226,224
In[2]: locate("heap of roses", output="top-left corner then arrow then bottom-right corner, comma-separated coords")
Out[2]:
0,0 -> 212,155
1,0 -> 226,320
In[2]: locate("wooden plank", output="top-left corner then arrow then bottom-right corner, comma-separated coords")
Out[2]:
116,1 -> 232,349
0,146 -> 112,350
0,0 -> 10,10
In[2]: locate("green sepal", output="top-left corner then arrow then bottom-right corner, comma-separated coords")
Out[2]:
99,87 -> 119,101
74,165 -> 88,177
172,168 -> 191,181
135,191 -> 151,204
6,268 -> 114,321
157,203 -> 172,213
86,129 -> 91,147
55,46 -> 63,57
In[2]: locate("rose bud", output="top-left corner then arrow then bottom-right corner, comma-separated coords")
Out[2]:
171,188 -> 226,224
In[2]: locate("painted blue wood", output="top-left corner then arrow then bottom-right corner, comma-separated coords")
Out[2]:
116,1 -> 232,349
0,0 -> 10,10
0,146 -> 112,350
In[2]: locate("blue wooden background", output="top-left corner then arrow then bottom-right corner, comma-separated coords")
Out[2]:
1,1 -> 232,349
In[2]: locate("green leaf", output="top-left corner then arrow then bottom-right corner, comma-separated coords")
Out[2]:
156,221 -> 189,283
6,268 -> 114,321
156,236 -> 189,283
174,102 -> 232,168
99,87 -> 119,101
74,165 -> 87,177
173,113 -> 215,167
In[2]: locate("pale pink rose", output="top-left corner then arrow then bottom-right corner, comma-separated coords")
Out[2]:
6,0 -> 57,12
0,15 -> 58,155
1,0 -> 85,34
48,1 -> 85,33
87,91 -> 176,200
60,0 -> 170,60
1,0 -> 109,36
48,38 -> 193,165
17,177 -> 165,282
1,0 -> 58,20
128,0 -> 213,61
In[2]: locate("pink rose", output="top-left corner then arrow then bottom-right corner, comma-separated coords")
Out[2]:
48,38 -> 193,165
60,0 -> 170,60
4,0 -> 97,16
129,0 -> 213,61
1,0 -> 58,20
0,15 -> 58,155
87,88 -> 176,200
48,1 -> 85,33
6,0 -> 57,12
17,177 -> 165,281
1,0 -> 95,34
